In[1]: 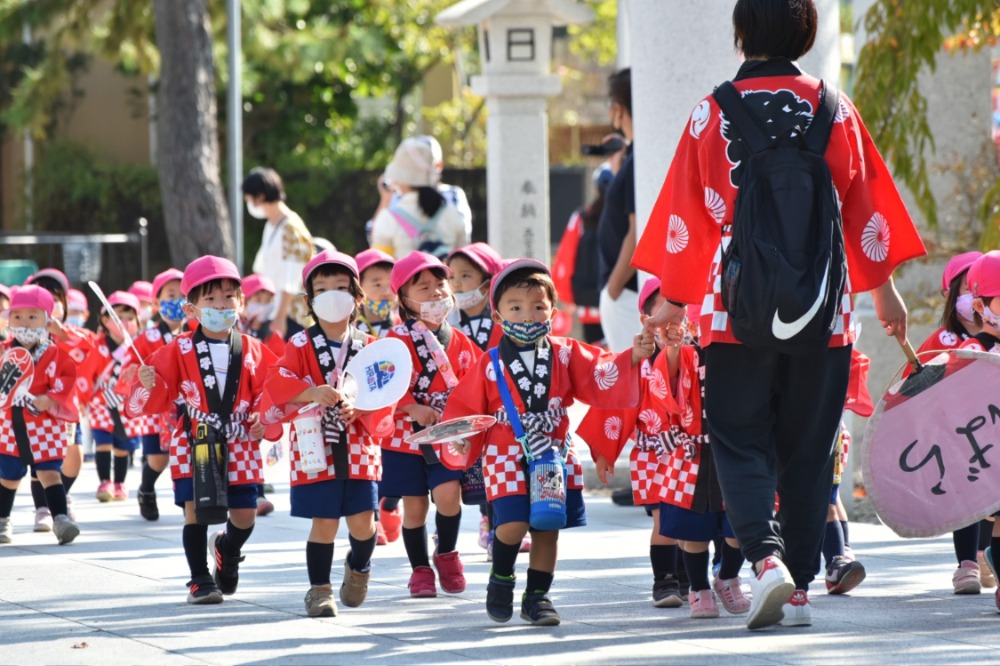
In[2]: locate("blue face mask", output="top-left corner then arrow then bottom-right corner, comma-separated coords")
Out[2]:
500,319 -> 551,346
198,307 -> 237,333
365,298 -> 395,321
160,298 -> 186,322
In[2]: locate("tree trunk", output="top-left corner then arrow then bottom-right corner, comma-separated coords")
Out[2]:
152,0 -> 233,265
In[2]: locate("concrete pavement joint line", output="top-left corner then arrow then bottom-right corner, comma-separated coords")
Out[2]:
0,595 -> 213,666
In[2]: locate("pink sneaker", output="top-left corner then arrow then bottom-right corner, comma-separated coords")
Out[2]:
478,516 -> 490,550
519,532 -> 532,553
408,566 -> 437,598
953,560 -> 982,594
96,481 -> 114,503
433,549 -> 467,593
713,576 -> 751,614
112,483 -> 128,501
688,589 -> 720,618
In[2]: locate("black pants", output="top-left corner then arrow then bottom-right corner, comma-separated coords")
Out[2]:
704,342 -> 851,589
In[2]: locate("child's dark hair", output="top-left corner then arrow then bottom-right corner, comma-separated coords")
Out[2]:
607,68 -> 631,116
492,268 -> 558,308
941,270 -> 970,334
397,267 -> 449,321
30,276 -> 68,323
361,261 -> 395,280
241,167 -> 286,203
974,295 -> 994,329
416,186 -> 445,219
186,278 -> 242,304
446,254 -> 491,285
305,264 -> 364,323
641,291 -> 661,317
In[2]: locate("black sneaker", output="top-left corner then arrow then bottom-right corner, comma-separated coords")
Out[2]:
209,531 -> 245,595
825,556 -> 867,595
520,591 -> 561,626
137,490 -> 159,521
652,575 -> 684,608
486,572 -> 516,623
611,488 -> 635,506
187,575 -> 224,605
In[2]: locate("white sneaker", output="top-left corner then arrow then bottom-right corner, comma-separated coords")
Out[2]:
781,589 -> 812,626
34,507 -> 53,532
0,516 -> 12,544
746,556 -> 794,630
53,515 -> 80,545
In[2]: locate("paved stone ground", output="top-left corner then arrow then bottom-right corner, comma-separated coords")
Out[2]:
3,461 -> 1000,665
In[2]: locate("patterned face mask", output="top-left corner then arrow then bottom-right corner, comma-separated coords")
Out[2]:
160,298 -> 186,322
500,318 -> 551,346
198,307 -> 238,333
978,298 -> 1000,329
454,285 -> 487,311
11,326 -> 49,347
365,298 -> 395,321
410,296 -> 453,326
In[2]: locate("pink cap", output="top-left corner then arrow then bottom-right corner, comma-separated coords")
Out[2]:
102,290 -> 141,315
181,256 -> 242,296
152,268 -> 185,299
638,278 -> 662,314
10,285 -> 55,316
26,268 -> 69,293
303,250 -> 360,287
128,280 -> 154,303
356,248 -> 395,275
968,251 -> 1000,298
489,258 -> 549,308
67,289 -> 88,312
942,251 -> 983,291
0,284 -> 10,301
448,242 -> 503,276
391,251 -> 451,294
242,273 -> 277,299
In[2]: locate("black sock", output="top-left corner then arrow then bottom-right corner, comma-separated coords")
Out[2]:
402,525 -> 430,568
306,541 -> 334,586
95,450 -> 112,482
382,497 -> 400,512
219,520 -> 254,556
0,485 -> 16,518
681,550 -> 711,592
650,544 -> 678,581
841,520 -> 851,548
479,501 -> 489,517
348,532 -> 378,573
718,542 -> 745,580
953,523 -> 979,564
491,535 -> 521,578
980,520 -> 993,551
43,484 -> 68,517
823,521 -> 845,569
113,455 -> 129,484
487,502 -> 494,530
183,524 -> 210,579
61,473 -> 77,493
992,537 -> 1000,566
140,463 -> 162,493
526,568 -> 554,594
30,479 -> 46,509
435,510 -> 462,554
711,537 -> 724,567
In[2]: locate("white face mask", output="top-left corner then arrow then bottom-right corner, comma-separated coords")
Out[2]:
977,298 -> 1000,329
312,291 -> 356,323
245,301 -> 273,322
66,314 -> 87,328
247,201 -> 268,220
414,296 -> 454,326
956,293 -> 975,323
140,305 -> 154,322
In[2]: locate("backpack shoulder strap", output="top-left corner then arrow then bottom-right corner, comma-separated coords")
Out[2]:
803,81 -> 840,156
711,81 -> 770,154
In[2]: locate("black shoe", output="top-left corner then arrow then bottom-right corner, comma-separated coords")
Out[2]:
486,573 -> 516,623
137,490 -> 159,521
652,575 -> 684,608
209,531 -> 244,595
825,557 -> 867,595
611,488 -> 635,506
187,575 -> 223,605
520,591 -> 561,626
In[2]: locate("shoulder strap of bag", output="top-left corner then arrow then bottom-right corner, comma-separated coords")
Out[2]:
803,81 -> 840,156
711,81 -> 770,154
490,347 -> 530,458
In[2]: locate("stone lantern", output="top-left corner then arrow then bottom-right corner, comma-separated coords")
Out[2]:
437,0 -> 594,262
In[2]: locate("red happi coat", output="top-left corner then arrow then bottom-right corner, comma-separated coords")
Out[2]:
0,341 -> 78,463
53,325 -> 96,421
960,333 -> 1000,355
633,65 -> 926,347
79,332 -> 154,438
384,321 -> 481,455
119,325 -> 188,438
127,330 -> 278,485
442,336 -> 640,501
261,327 -> 397,485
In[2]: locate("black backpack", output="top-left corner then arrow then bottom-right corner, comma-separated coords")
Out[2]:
712,80 -> 847,355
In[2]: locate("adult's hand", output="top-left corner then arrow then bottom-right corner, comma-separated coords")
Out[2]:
645,299 -> 687,331
872,278 -> 908,342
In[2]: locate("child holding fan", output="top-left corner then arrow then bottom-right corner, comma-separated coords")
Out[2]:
263,250 -> 396,617
132,256 -> 279,604
443,259 -> 652,625
384,252 -> 481,597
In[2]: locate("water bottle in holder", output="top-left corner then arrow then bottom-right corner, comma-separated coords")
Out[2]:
525,443 -> 567,531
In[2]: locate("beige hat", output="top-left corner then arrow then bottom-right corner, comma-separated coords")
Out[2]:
385,137 -> 439,188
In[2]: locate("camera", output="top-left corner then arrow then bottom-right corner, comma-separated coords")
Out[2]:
581,136 -> 625,157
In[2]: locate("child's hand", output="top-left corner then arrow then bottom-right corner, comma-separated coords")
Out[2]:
449,439 -> 470,457
632,326 -> 656,364
595,455 -> 613,485
405,404 -> 441,427
310,385 -> 342,407
664,323 -> 685,347
340,402 -> 359,425
119,365 -> 138,386
33,395 -> 55,413
46,318 -> 68,341
248,413 -> 266,440
138,365 -> 156,390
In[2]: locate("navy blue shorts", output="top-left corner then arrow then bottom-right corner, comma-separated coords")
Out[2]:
73,422 -> 82,446
291,479 -> 378,519
830,482 -> 840,505
92,429 -> 141,452
173,477 -> 259,509
141,434 -> 168,456
659,503 -> 735,542
491,488 -> 587,531
379,449 -> 462,498
0,454 -> 62,481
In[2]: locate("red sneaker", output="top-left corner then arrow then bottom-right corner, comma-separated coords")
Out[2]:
375,520 -> 388,546
379,498 -> 402,543
408,566 -> 437,598
433,549 -> 466,594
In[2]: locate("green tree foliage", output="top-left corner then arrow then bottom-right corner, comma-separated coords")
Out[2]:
854,0 -> 999,247
568,0 -> 617,66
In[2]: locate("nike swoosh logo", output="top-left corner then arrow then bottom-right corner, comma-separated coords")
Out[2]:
771,257 -> 829,340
